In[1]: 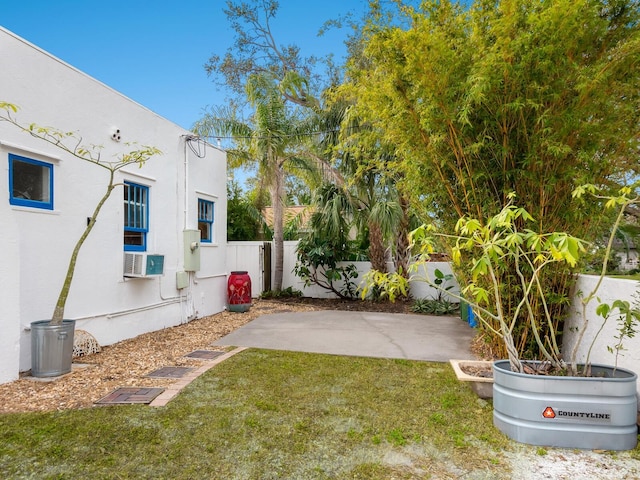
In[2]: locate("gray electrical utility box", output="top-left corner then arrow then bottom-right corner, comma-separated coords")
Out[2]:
183,229 -> 201,272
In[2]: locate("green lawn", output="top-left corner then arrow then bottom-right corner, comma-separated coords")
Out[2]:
1,350 -> 510,479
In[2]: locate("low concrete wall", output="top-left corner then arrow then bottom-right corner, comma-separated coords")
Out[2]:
227,241 -> 462,300
563,275 -> 640,377
409,261 -> 460,301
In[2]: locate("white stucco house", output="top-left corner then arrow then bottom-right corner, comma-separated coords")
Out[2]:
0,27 -> 228,385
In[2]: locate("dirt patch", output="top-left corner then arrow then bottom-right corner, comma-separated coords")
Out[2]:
271,296 -> 415,313
460,363 -> 493,378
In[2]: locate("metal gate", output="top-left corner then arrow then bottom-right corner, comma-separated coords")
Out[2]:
261,241 -> 272,293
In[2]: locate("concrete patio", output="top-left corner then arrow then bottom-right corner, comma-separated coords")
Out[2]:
213,310 -> 476,362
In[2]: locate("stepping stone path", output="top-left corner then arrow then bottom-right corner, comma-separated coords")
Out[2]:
183,350 -> 226,360
94,348 -> 246,407
95,387 -> 165,405
146,366 -> 195,379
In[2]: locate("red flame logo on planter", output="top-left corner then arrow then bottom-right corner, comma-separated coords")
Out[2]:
542,407 -> 556,419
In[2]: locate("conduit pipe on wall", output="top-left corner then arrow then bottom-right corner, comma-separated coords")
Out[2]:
158,275 -> 180,302
194,272 -> 227,282
105,299 -> 182,319
22,299 -> 183,329
182,135 -> 190,231
180,134 -> 194,318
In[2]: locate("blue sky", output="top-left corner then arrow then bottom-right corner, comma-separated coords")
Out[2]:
2,0 -> 366,131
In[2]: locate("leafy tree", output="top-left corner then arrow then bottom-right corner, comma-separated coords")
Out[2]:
227,180 -> 264,241
344,0 -> 640,357
324,93 -> 417,278
200,0 -> 355,290
205,0 -> 336,106
351,0 -> 639,233
204,0 -> 419,289
293,183 -> 362,299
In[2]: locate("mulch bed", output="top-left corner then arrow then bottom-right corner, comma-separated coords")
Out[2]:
0,297 -> 417,414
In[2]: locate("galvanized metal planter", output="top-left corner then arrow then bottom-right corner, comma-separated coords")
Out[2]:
493,360 -> 638,451
30,320 -> 76,378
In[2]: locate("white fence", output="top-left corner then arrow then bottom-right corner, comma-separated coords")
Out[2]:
563,275 -> 640,373
226,240 -> 459,300
228,241 -> 640,381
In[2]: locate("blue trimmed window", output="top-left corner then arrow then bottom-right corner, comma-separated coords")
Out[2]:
123,182 -> 148,251
198,198 -> 214,243
8,154 -> 54,210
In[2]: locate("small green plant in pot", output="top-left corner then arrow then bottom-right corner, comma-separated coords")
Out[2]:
1,102 -> 160,377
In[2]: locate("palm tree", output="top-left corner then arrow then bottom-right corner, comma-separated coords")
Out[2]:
314,97 -> 413,277
193,72 -> 316,291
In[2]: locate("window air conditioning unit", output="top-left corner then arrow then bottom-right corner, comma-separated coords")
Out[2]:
123,253 -> 165,278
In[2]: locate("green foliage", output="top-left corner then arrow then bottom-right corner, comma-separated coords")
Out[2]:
411,297 -> 459,316
204,0 -> 334,104
259,287 -> 302,299
410,268 -> 459,315
194,72 -> 322,291
226,181 -> 264,241
294,236 -> 360,299
408,186 -> 640,375
432,268 -> 455,299
349,0 -> 639,233
344,0 -> 640,357
360,270 -> 409,303
293,183 -> 366,299
411,197 -> 590,371
598,294 -> 640,374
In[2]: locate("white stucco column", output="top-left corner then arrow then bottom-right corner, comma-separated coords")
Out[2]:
0,206 -> 21,383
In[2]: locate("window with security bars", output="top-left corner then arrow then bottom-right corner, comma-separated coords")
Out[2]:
124,182 -> 148,251
198,198 -> 214,243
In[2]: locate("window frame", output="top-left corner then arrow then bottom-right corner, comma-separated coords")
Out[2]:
197,198 -> 215,244
123,181 -> 149,252
8,153 -> 54,210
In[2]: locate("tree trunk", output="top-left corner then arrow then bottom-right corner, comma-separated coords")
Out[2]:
393,194 -> 411,278
368,222 -> 387,273
270,163 -> 286,291
51,172 -> 116,324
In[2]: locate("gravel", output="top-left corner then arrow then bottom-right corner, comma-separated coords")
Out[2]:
506,446 -> 640,479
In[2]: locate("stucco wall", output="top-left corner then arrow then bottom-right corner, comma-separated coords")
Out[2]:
563,275 -> 640,374
0,200 -> 21,382
227,241 -> 462,301
0,27 -> 227,383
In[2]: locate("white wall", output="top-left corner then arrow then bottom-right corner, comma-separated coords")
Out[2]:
563,275 -> 640,373
0,28 -> 227,382
0,199 -> 21,382
408,261 -> 460,301
227,241 -> 462,301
